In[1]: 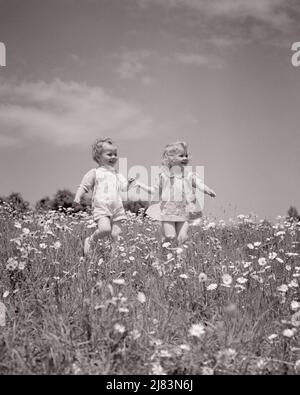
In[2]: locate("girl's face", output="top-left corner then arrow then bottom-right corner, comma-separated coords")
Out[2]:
99,143 -> 118,167
167,146 -> 189,167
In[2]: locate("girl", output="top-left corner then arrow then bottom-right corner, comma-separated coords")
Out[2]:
74,138 -> 134,255
135,141 -> 216,245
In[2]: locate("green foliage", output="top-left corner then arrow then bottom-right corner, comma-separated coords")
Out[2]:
288,206 -> 300,221
0,212 -> 299,374
0,192 -> 29,213
123,199 -> 149,216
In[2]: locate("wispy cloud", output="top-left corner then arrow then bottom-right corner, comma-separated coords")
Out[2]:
0,79 -> 152,147
115,50 -> 152,80
138,0 -> 298,36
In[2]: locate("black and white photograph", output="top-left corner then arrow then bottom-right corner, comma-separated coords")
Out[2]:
0,0 -> 300,377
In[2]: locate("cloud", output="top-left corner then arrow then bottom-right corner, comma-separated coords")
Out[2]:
115,50 -> 152,80
0,79 -> 153,147
138,0 -> 296,33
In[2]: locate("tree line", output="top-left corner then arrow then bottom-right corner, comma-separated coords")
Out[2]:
0,190 -> 149,216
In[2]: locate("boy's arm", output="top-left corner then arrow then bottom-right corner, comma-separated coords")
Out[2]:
74,169 -> 95,203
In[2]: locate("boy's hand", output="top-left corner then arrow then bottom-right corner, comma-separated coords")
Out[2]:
127,177 -> 136,189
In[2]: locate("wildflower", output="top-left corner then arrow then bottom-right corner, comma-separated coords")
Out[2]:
179,274 -> 189,279
285,265 -> 292,271
113,279 -> 125,285
202,367 -> 214,375
295,360 -> 300,374
179,344 -> 191,352
18,261 -> 26,270
258,257 -> 267,266
53,241 -> 61,250
267,334 -> 278,341
6,257 -> 18,271
291,311 -> 300,327
118,307 -> 129,313
268,252 -> 277,260
98,258 -> 104,266
236,277 -> 248,284
14,221 -> 22,229
277,284 -> 288,293
276,257 -> 284,263
222,274 -> 233,286
254,242 -> 261,247
39,243 -> 47,249
22,228 -> 30,235
247,243 -> 254,250
282,328 -> 296,338
176,247 -> 184,255
152,362 -> 166,375
198,272 -> 208,282
291,300 -> 300,311
207,283 -> 218,291
118,246 -> 125,252
137,292 -> 146,304
3,291 -> 9,298
162,242 -> 171,248
289,279 -> 299,288
114,323 -> 125,334
188,323 -> 205,338
167,253 -> 173,260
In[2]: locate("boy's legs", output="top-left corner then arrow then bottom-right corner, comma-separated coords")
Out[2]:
176,221 -> 189,245
84,217 -> 112,255
111,220 -> 123,242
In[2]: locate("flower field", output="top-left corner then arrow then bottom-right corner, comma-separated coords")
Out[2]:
0,203 -> 300,375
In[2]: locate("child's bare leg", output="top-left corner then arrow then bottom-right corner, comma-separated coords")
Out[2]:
111,221 -> 123,243
176,221 -> 189,245
162,222 -> 176,243
84,217 -> 111,255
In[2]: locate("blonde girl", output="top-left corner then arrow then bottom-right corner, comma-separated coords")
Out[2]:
136,141 -> 216,245
74,138 -> 134,255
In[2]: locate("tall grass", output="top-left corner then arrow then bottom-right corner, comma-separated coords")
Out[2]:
0,204 -> 299,375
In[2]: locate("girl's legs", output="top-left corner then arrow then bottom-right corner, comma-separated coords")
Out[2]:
176,221 -> 189,245
161,221 -> 177,243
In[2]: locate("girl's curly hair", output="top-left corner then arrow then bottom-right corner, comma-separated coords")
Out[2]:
161,141 -> 188,167
92,138 -> 114,164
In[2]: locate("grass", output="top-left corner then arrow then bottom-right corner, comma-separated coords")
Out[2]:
0,203 -> 300,375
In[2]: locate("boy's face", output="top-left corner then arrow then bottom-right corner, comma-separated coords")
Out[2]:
100,143 -> 118,167
168,145 -> 189,167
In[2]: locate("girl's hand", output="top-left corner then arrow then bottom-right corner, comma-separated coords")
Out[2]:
207,189 -> 216,198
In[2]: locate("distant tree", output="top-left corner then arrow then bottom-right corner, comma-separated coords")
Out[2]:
51,189 -> 75,211
287,206 -> 300,221
35,196 -> 52,211
5,192 -> 29,212
123,200 -> 149,216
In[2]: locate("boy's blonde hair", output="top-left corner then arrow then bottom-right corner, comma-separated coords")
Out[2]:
92,138 -> 114,164
161,141 -> 188,167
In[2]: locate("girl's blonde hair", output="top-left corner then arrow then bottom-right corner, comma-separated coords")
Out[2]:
161,141 -> 188,167
92,138 -> 114,164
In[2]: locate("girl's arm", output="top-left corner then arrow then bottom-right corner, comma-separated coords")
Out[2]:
192,174 -> 216,197
74,169 -> 95,203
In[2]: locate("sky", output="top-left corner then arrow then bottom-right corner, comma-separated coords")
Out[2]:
0,0 -> 300,220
